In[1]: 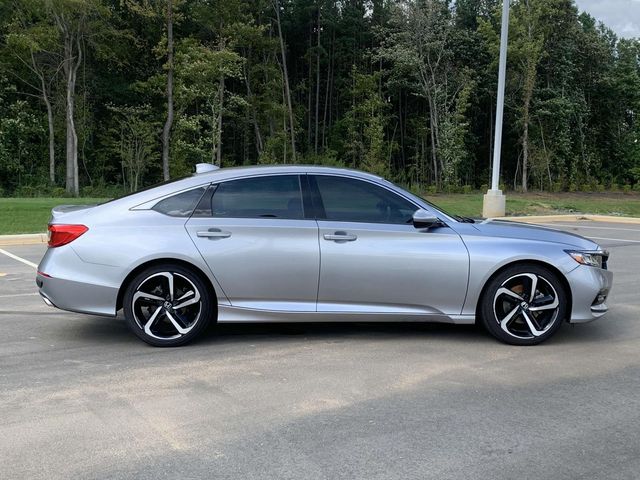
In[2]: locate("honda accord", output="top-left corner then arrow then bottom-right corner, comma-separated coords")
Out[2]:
36,165 -> 612,346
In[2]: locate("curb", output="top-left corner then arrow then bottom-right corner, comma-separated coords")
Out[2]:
494,214 -> 640,224
0,233 -> 47,246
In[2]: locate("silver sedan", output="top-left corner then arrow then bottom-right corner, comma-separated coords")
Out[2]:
37,165 -> 613,347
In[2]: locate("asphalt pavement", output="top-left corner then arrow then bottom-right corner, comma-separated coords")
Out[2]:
1,221 -> 639,479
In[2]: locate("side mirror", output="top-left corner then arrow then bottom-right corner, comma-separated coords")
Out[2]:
412,209 -> 443,229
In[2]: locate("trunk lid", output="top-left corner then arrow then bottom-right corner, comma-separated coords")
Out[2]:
50,204 -> 98,224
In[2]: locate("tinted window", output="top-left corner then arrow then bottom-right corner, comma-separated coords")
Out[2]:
314,175 -> 417,224
211,175 -> 304,219
153,187 -> 207,217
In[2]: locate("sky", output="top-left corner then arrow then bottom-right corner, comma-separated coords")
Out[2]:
574,0 -> 640,38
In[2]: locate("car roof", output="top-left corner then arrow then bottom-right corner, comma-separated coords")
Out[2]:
105,165 -> 390,211
193,164 -> 385,182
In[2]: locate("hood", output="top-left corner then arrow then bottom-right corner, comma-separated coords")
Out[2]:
470,219 -> 600,250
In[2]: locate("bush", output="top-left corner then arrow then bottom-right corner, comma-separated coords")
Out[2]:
51,187 -> 68,198
80,184 -> 124,198
424,185 -> 438,195
14,185 -> 37,197
462,185 -> 473,194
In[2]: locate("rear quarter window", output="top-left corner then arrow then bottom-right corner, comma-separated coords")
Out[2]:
152,187 -> 207,217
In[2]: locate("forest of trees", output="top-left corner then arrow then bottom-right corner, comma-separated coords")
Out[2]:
0,0 -> 639,197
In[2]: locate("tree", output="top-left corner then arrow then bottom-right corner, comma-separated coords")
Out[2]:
273,0 -> 297,162
510,0 -> 544,192
341,67 -> 390,176
3,1 -> 63,185
47,0 -> 109,196
379,0 -> 474,187
161,0 -> 174,180
105,104 -> 159,191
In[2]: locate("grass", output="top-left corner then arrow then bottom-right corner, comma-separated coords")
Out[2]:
424,191 -> 640,219
0,197 -> 107,235
1,191 -> 640,235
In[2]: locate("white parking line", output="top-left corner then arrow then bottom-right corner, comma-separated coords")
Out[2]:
540,223 -> 640,233
0,249 -> 38,269
585,236 -> 640,244
0,293 -> 39,299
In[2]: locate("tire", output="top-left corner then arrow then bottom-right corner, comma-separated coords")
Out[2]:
479,263 -> 568,346
123,263 -> 215,347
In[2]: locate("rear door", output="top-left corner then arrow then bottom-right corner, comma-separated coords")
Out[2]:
185,174 -> 320,312
310,174 -> 469,315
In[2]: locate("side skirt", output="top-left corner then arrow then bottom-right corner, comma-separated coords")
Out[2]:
217,305 -> 476,325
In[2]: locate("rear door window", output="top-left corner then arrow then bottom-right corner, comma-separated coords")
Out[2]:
209,175 -> 304,219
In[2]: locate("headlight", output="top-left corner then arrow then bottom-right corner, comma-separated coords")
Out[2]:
566,250 -> 608,268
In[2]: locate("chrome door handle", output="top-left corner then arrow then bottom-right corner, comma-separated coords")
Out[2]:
323,232 -> 357,242
197,229 -> 232,239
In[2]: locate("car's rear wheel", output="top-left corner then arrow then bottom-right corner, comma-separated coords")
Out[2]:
123,263 -> 215,347
480,263 -> 567,345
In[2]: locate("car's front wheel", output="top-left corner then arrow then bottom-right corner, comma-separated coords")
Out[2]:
480,263 -> 568,345
123,263 -> 215,347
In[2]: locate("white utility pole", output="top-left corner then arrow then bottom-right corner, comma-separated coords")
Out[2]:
482,0 -> 510,218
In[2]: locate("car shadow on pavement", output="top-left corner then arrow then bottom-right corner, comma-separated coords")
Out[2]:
68,315 -> 492,347
207,321 -> 487,344
68,312 -> 625,348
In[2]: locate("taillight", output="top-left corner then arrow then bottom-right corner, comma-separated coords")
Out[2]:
47,224 -> 88,247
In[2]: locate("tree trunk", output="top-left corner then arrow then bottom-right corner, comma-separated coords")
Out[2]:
63,32 -> 81,196
426,92 -> 438,187
521,57 -> 536,193
45,95 -> 55,184
244,62 -> 263,156
314,5 -> 321,154
37,71 -> 56,185
161,0 -> 174,180
522,110 -> 529,192
216,75 -> 225,166
398,90 -> 405,169
274,0 -> 296,163
321,30 -> 333,150
307,25 -> 312,149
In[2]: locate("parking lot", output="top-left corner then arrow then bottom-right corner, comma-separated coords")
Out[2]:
1,220 -> 639,480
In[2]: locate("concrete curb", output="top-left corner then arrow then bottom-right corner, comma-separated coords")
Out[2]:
495,214 -> 640,224
1,214 -> 639,246
0,233 -> 47,246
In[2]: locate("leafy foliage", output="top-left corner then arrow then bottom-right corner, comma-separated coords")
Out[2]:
0,0 -> 639,195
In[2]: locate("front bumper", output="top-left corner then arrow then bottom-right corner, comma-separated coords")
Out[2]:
566,265 -> 613,323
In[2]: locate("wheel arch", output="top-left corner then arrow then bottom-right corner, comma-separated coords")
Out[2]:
475,259 -> 572,322
116,258 -> 218,313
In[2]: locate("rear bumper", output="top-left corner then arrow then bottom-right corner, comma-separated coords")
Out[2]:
567,265 -> 613,323
37,272 -> 118,317
36,245 -> 119,317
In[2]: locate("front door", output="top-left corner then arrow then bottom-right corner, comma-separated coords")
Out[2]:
310,174 -> 469,316
185,174 -> 319,312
